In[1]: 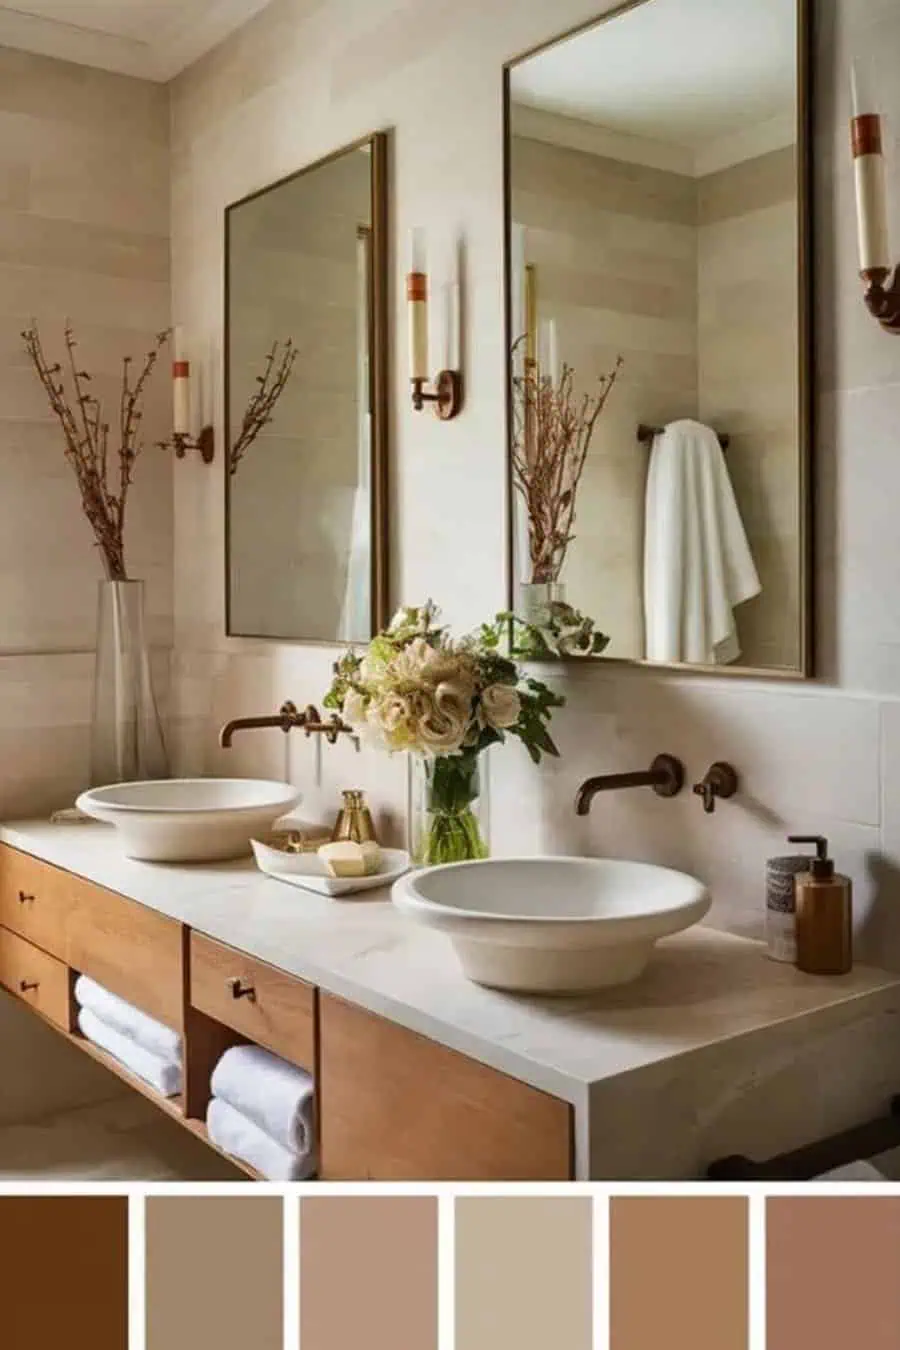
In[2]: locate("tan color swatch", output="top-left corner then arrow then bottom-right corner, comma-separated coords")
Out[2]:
146,1196 -> 283,1350
0,1196 -> 127,1350
456,1197 -> 592,1350
300,1195 -> 438,1350
610,1196 -> 747,1350
768,1197 -> 900,1350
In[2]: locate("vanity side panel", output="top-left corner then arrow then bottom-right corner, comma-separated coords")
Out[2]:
319,993 -> 573,1180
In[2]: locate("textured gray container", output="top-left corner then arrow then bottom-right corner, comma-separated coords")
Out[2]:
766,854 -> 811,962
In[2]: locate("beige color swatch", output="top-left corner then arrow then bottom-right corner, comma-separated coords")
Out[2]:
610,1196 -> 748,1350
300,1196 -> 438,1350
146,1196 -> 283,1350
456,1197 -> 592,1350
768,1197 -> 900,1350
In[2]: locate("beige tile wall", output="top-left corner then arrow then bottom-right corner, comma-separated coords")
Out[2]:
510,132 -> 699,657
164,0 -> 900,969
698,146 -> 800,670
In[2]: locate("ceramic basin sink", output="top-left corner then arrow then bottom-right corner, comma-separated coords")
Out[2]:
392,856 -> 710,993
76,779 -> 302,863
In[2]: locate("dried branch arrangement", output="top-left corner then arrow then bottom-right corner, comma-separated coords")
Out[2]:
229,339 -> 298,476
512,341 -> 623,585
22,322 -> 170,582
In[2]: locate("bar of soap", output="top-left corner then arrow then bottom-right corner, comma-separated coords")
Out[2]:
360,841 -> 383,876
318,841 -> 366,878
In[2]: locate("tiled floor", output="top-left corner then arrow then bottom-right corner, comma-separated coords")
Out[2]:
0,1093 -> 244,1181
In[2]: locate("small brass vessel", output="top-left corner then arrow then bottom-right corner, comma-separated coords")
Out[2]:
331,789 -> 377,845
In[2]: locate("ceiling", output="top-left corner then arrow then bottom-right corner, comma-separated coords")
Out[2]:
0,0 -> 275,80
511,0 -> 797,152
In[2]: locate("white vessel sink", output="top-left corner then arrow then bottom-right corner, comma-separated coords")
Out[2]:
392,856 -> 710,993
76,779 -> 302,863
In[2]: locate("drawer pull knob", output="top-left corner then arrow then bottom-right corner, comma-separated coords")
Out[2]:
17,890 -> 34,904
227,977 -> 256,1002
18,980 -> 39,993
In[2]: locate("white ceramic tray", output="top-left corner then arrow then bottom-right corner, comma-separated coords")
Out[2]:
252,841 -> 411,897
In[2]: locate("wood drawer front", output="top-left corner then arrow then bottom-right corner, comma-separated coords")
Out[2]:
190,933 -> 316,1071
319,994 -> 574,1181
65,876 -> 183,1029
0,926 -> 72,1031
0,845 -> 70,959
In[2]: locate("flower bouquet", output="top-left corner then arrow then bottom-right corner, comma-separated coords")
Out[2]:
324,604 -> 565,865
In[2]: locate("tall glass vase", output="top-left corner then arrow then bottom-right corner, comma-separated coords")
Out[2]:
408,751 -> 490,866
91,580 -> 169,786
519,579 -> 565,628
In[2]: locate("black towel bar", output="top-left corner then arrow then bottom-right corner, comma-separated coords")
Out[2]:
637,422 -> 730,450
707,1095 -> 900,1180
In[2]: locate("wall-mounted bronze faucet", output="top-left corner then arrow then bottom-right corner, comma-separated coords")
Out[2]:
219,700 -> 358,750
574,754 -> 685,815
692,762 -> 739,814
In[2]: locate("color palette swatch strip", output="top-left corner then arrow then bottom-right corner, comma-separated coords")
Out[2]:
4,1194 -> 900,1347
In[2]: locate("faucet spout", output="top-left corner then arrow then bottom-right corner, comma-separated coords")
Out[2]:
575,754 -> 685,815
219,700 -> 358,750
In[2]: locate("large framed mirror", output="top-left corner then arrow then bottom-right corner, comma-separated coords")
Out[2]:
226,132 -> 389,642
504,0 -> 811,676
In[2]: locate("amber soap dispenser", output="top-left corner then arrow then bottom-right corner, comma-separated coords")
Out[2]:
788,834 -> 852,975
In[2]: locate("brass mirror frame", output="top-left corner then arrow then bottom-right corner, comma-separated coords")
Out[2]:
224,130 -> 390,644
502,0 -> 814,679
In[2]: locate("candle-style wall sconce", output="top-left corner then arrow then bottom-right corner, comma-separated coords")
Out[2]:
162,331 -> 216,462
407,228 -> 464,420
851,64 -> 900,333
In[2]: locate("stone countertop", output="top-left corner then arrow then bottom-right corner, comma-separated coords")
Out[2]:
3,818 -> 898,1108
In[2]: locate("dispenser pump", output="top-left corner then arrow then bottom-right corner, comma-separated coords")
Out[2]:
788,835 -> 834,880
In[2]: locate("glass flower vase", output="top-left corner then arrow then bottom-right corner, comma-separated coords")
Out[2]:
408,752 -> 490,866
519,579 -> 565,628
91,580 -> 169,786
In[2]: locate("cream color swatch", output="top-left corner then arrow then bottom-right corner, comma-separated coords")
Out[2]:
456,1197 -> 592,1350
146,1196 -> 283,1350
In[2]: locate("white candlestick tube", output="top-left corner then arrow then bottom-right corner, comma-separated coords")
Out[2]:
173,359 -> 191,436
852,113 -> 891,273
407,271 -> 429,382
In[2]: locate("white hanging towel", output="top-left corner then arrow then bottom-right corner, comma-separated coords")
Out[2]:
643,419 -> 761,665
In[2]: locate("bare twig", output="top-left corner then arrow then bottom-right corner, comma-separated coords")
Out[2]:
511,336 -> 622,585
22,321 -> 170,581
229,339 -> 298,476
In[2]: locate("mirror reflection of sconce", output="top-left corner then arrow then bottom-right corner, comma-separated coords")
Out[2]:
163,328 -> 216,464
850,62 -> 900,333
407,227 -> 463,420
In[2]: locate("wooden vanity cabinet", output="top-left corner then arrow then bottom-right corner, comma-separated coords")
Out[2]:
318,993 -> 574,1180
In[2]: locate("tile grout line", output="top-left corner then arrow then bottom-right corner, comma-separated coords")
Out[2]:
439,1192 -> 455,1350
593,1194 -> 610,1350
129,1192 -> 146,1350
748,1192 -> 766,1350
285,1192 -> 300,1350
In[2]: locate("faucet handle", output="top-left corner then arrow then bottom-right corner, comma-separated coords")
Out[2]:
693,762 -> 739,814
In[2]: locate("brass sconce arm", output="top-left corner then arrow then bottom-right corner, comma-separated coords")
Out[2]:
861,266 -> 900,334
411,371 -> 463,420
219,700 -> 358,750
163,426 -> 216,464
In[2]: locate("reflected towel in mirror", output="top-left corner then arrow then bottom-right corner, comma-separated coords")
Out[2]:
643,419 -> 760,665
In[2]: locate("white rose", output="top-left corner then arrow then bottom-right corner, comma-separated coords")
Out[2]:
369,693 -> 417,752
434,678 -> 474,727
342,688 -> 368,728
417,696 -> 468,755
481,683 -> 521,730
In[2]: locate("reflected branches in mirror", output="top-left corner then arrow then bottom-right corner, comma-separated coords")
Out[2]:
229,338 -> 298,477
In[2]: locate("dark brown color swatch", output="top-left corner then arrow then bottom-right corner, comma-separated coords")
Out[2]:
456,1197 -> 593,1350
146,1196 -> 283,1350
0,1196 -> 127,1350
300,1196 -> 438,1350
610,1196 -> 748,1350
768,1197 -> 900,1350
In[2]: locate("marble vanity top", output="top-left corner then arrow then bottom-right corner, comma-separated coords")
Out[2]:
3,817 -> 898,1108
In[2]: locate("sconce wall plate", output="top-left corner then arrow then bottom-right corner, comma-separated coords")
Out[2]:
861,266 -> 900,334
411,370 -> 463,420
170,426 -> 216,463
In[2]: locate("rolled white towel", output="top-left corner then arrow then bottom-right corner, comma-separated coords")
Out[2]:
210,1043 -> 314,1154
78,1008 -> 182,1099
207,1097 -> 316,1182
75,975 -> 182,1064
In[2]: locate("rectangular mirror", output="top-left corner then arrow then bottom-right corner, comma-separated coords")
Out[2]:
504,0 -> 811,676
226,132 -> 388,642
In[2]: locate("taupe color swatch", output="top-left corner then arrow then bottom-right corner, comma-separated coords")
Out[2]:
0,1196 -> 127,1350
768,1197 -> 900,1350
300,1196 -> 437,1350
146,1196 -> 283,1350
610,1196 -> 747,1350
456,1197 -> 592,1350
